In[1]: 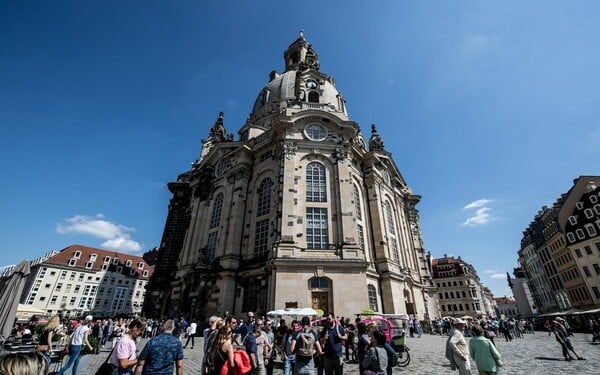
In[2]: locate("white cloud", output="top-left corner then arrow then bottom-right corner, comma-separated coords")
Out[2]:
57,214 -> 142,252
483,270 -> 496,274
489,273 -> 506,279
463,199 -> 494,210
461,198 -> 495,226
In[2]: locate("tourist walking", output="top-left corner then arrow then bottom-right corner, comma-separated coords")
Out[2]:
134,319 -> 184,375
36,315 -> 59,364
468,324 -> 502,375
56,316 -> 94,375
208,326 -> 235,375
108,319 -> 145,375
549,318 -> 585,361
322,315 -> 346,375
183,320 -> 197,349
445,318 -> 471,375
361,330 -> 388,375
290,316 -> 322,375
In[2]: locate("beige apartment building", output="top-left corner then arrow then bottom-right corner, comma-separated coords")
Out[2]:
145,33 -> 438,321
432,256 -> 496,318
18,245 -> 153,318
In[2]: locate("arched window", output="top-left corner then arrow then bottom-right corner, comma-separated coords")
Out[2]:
257,178 -> 273,216
310,277 -> 330,289
367,285 -> 378,311
384,200 -> 400,263
306,162 -> 327,202
210,193 -> 224,229
308,91 -> 319,103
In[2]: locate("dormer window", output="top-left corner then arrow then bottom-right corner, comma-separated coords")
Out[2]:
585,208 -> 594,219
85,262 -> 93,269
130,269 -> 136,276
126,260 -> 132,267
113,258 -> 119,265
103,256 -> 111,263
117,266 -> 123,273
591,195 -> 598,204
90,254 -> 97,262
595,204 -> 600,215
68,259 -> 76,267
576,229 -> 585,239
568,216 -> 577,225
101,264 -> 109,271
143,270 -> 149,277
73,251 -> 81,259
576,202 -> 584,210
138,262 -> 144,269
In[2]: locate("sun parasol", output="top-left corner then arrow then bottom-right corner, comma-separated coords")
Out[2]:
0,260 -> 31,338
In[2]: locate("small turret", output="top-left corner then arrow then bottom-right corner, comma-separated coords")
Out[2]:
199,111 -> 227,162
369,124 -> 385,152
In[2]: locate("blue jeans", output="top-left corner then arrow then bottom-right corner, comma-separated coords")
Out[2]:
57,344 -> 83,375
284,355 -> 295,375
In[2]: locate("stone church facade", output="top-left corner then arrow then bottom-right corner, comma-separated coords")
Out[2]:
144,34 -> 438,321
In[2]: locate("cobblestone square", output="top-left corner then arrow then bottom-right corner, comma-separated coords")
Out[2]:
69,331 -> 598,375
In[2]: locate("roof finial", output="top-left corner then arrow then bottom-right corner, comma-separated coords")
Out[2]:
299,29 -> 304,39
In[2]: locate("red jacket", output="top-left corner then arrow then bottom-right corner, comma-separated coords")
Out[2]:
220,350 -> 252,375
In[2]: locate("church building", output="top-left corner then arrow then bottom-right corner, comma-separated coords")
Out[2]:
144,33 -> 438,321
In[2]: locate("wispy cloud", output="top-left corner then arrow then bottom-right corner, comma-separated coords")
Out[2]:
483,270 -> 496,274
489,273 -> 506,279
461,199 -> 495,226
57,214 -> 142,252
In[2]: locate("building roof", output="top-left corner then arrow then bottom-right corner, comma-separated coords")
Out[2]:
494,296 -> 516,304
44,244 -> 153,279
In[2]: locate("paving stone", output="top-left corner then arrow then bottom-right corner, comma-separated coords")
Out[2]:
71,331 -> 598,375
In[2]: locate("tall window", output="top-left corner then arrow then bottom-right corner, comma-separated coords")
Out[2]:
306,162 -> 327,202
205,232 -> 218,262
210,193 -> 224,229
384,201 -> 396,235
306,208 -> 328,249
368,284 -> 378,311
257,178 -> 273,216
254,219 -> 270,257
390,238 -> 400,264
357,225 -> 365,251
353,184 -> 362,220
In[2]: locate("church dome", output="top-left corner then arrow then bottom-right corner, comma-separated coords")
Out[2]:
249,32 -> 348,122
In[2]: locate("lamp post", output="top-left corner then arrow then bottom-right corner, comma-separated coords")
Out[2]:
190,297 -> 197,321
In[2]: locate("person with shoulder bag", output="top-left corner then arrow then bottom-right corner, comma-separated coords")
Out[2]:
361,330 -> 387,375
56,316 -> 94,375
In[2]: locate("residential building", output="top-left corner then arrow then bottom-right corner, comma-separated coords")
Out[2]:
518,176 -> 600,313
145,33 -> 438,321
19,244 -> 153,318
494,296 -> 519,318
431,255 -> 494,318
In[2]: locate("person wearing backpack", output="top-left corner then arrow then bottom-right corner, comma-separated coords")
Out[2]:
361,330 -> 387,375
290,316 -> 323,375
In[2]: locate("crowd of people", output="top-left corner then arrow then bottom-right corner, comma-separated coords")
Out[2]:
1,311 -> 598,375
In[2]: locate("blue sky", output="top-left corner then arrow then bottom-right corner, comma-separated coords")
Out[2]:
1,1 -> 599,298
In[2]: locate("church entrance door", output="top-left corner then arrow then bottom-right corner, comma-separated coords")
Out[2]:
312,292 -> 329,315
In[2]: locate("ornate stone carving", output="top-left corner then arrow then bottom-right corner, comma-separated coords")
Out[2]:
284,142 -> 297,160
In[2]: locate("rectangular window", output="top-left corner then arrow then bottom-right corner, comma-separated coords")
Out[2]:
306,207 -> 328,249
575,249 -> 583,258
55,283 -> 62,292
567,233 -> 576,243
593,287 -> 600,299
585,246 -> 593,254
390,238 -> 400,264
593,263 -> 600,275
583,266 -> 591,277
254,219 -> 270,257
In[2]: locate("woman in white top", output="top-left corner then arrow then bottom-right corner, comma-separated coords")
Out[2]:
56,316 -> 93,375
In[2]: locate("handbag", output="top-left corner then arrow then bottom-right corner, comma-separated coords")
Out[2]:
95,345 -> 118,375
